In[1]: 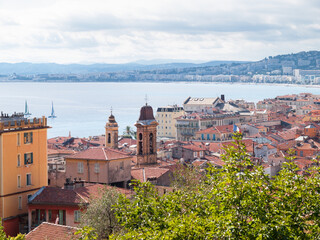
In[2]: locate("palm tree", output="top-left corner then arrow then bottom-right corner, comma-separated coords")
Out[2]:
123,126 -> 136,139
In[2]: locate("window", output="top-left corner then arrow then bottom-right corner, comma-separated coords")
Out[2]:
17,154 -> 21,167
120,161 -> 124,170
78,162 -> 84,173
149,133 -> 154,154
18,196 -> 22,210
48,210 -> 52,221
24,153 -> 33,165
17,133 -> 20,146
26,174 -> 32,186
200,151 -> 203,158
300,151 -> 303,157
27,194 -> 32,203
24,132 -> 33,144
17,175 -> 21,188
94,163 -> 100,173
193,152 -> 197,158
138,133 -> 143,155
74,210 -> 81,223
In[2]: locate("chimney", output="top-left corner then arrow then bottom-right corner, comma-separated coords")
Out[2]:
221,94 -> 225,101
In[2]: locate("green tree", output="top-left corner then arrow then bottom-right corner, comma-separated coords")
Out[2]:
122,126 -> 136,139
111,133 -> 320,239
74,226 -> 98,240
79,187 -> 123,239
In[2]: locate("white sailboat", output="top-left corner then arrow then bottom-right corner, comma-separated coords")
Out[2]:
24,100 -> 31,117
48,102 -> 57,118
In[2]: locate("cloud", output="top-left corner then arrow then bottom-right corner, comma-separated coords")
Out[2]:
0,0 -> 319,63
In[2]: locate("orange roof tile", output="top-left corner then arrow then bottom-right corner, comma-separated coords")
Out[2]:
196,124 -> 234,134
118,137 -> 137,146
131,167 -> 170,182
182,144 -> 204,152
26,222 -> 79,240
66,147 -> 130,161
29,184 -> 131,206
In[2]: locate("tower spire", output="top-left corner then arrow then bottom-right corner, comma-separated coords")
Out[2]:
145,94 -> 148,106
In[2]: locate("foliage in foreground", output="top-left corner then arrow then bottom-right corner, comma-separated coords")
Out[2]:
78,187 -> 122,239
110,134 -> 320,239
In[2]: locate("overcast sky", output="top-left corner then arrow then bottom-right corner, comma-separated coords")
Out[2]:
0,0 -> 319,64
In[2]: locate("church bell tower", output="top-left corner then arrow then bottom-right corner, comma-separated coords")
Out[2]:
135,103 -> 158,165
105,111 -> 118,149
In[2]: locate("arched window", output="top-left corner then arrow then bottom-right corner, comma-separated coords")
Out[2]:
149,133 -> 153,154
139,133 -> 143,155
108,133 -> 111,143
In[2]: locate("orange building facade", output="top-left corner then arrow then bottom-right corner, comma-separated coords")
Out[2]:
0,113 -> 49,236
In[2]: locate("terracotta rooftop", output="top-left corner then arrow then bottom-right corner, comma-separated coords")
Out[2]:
29,187 -> 82,206
26,222 -> 79,240
192,160 -> 208,167
118,137 -> 137,146
29,184 -> 132,206
206,139 -> 254,154
196,124 -> 234,134
205,155 -> 226,166
277,140 -> 296,151
131,167 -> 170,182
277,127 -> 299,141
74,184 -> 132,199
47,137 -> 82,148
81,136 -> 105,147
182,144 -> 204,152
66,147 -> 130,161
47,148 -> 76,155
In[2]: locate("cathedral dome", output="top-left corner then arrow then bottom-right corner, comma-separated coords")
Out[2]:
138,104 -> 155,121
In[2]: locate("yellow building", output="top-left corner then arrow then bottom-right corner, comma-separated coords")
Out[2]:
156,105 -> 184,139
0,113 -> 48,236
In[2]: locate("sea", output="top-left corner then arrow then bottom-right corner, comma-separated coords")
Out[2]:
0,82 -> 319,138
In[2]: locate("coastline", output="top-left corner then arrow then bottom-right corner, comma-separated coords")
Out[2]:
0,80 -> 320,89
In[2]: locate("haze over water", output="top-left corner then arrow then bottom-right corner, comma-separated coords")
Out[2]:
0,82 -> 319,138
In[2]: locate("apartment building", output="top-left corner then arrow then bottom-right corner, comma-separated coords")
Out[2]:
156,105 -> 184,139
0,113 -> 49,236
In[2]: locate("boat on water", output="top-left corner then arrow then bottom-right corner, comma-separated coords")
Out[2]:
24,100 -> 32,117
48,102 -> 57,118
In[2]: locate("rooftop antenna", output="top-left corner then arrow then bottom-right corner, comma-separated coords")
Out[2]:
110,106 -> 113,115
145,94 -> 148,106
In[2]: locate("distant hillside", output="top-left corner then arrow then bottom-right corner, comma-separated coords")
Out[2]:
0,60 -> 246,75
151,51 -> 320,76
1,51 -> 319,79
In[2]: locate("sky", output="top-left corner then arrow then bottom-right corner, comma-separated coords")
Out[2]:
0,0 -> 320,64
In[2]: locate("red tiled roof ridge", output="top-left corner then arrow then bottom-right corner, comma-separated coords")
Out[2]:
31,222 -> 79,231
102,148 -> 108,160
66,147 -> 130,161
26,222 -> 79,240
74,191 -> 88,204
